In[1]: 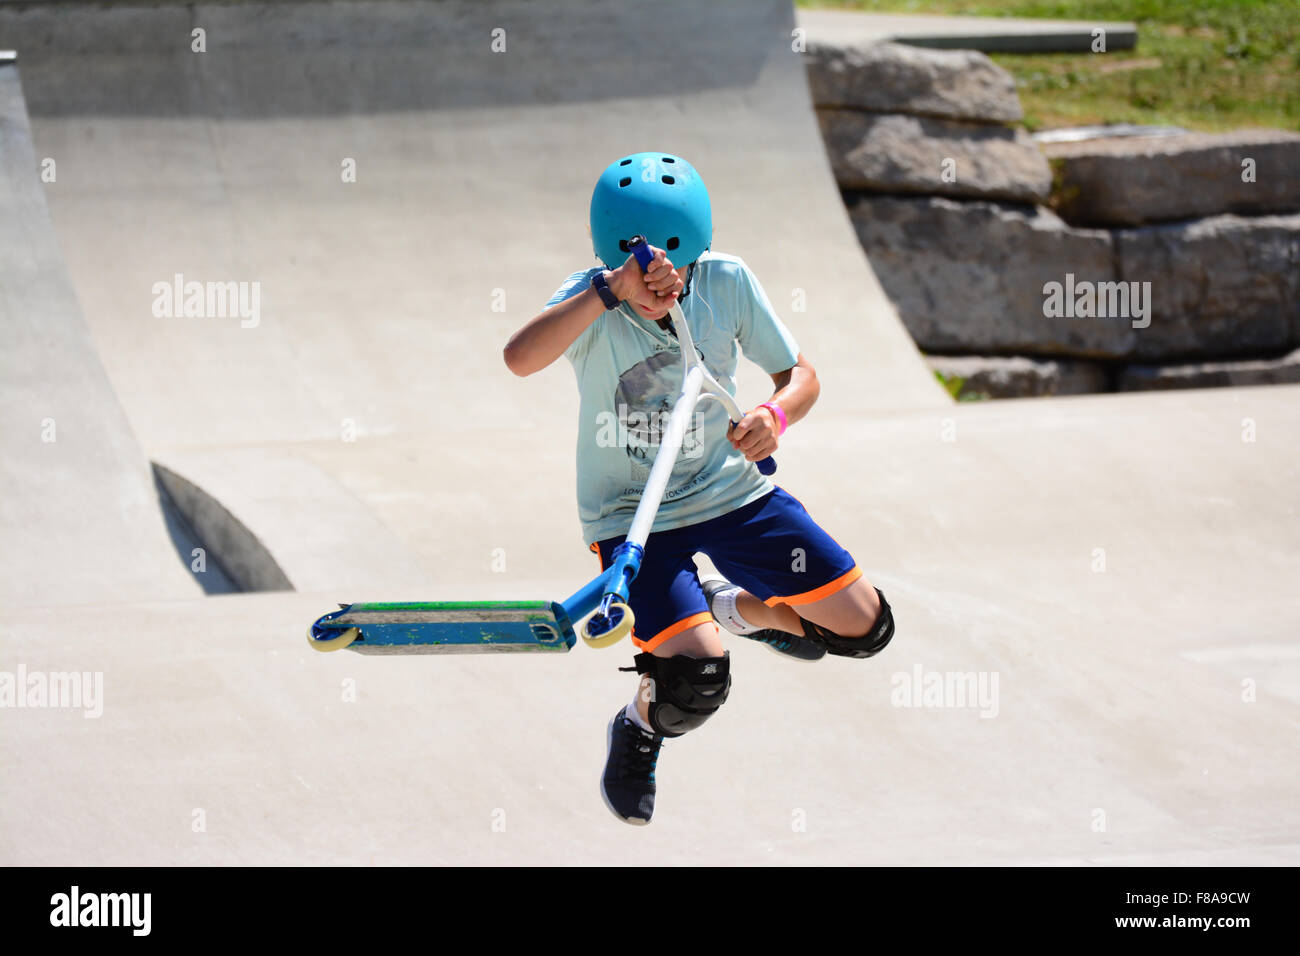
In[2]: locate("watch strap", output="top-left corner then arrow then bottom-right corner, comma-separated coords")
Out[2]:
590,270 -> 621,310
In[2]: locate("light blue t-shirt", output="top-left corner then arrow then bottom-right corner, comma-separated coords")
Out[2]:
547,251 -> 800,545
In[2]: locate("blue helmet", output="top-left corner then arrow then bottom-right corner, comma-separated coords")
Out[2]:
590,152 -> 712,269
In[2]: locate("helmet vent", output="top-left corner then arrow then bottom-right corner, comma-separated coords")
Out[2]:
666,237 -> 679,250
662,157 -> 676,163
661,175 -> 675,184
618,177 -> 631,187
619,158 -> 632,166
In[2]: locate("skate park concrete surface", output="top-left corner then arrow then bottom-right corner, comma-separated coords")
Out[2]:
795,8 -> 1137,53
0,1 -> 1296,866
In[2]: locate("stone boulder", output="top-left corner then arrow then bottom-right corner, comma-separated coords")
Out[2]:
1118,348 -> 1300,391
819,110 -> 1051,204
927,354 -> 1109,398
847,195 -> 1128,357
1117,212 -> 1300,360
1044,129 -> 1300,226
804,40 -> 1022,124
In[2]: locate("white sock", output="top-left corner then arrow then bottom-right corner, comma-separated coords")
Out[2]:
708,584 -> 763,635
624,698 -> 654,734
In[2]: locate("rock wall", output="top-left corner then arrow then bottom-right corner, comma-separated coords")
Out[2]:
807,40 -> 1300,397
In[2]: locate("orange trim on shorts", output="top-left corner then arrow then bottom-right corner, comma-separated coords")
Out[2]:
590,541 -> 603,570
764,565 -> 862,607
631,611 -> 715,653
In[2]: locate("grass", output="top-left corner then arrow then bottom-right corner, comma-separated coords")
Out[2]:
800,1 -> 1300,132
932,368 -> 991,401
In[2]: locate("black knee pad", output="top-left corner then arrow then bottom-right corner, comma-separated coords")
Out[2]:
631,651 -> 731,738
800,589 -> 895,659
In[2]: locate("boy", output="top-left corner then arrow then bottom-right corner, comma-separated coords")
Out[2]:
504,152 -> 894,825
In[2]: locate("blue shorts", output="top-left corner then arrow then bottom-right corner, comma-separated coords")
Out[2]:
590,486 -> 860,651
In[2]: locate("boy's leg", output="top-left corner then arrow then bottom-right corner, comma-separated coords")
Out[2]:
704,487 -> 895,659
592,532 -> 729,729
732,574 -> 882,638
593,533 -> 730,825
632,621 -> 724,727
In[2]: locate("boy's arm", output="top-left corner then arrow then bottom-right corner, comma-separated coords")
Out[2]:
503,277 -> 620,377
729,353 -> 819,462
765,354 -> 819,425
503,250 -> 681,376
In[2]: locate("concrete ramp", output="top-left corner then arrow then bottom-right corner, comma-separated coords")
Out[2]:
4,0 -> 945,595
3,387 -> 1297,865
0,60 -> 197,608
0,2 -> 1297,865
10,0 -> 944,458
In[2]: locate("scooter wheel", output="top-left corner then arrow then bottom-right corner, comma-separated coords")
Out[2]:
308,626 -> 359,652
580,603 -> 634,649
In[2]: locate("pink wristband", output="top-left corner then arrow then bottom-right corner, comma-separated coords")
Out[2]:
758,402 -> 787,436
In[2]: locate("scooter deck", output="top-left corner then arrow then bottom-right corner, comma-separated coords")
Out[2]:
310,601 -> 576,654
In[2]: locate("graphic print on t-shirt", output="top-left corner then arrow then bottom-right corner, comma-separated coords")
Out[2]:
613,346 -> 712,492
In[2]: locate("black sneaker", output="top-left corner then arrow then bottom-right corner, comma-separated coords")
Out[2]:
601,708 -> 664,826
744,626 -> 828,661
700,578 -> 827,662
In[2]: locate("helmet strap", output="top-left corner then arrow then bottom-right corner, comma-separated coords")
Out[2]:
679,261 -> 697,303
652,261 -> 700,334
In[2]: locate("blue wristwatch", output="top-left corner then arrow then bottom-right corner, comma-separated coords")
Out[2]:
590,270 -> 621,310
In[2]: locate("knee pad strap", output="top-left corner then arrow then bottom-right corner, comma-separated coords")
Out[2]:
632,651 -> 731,738
800,589 -> 895,659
